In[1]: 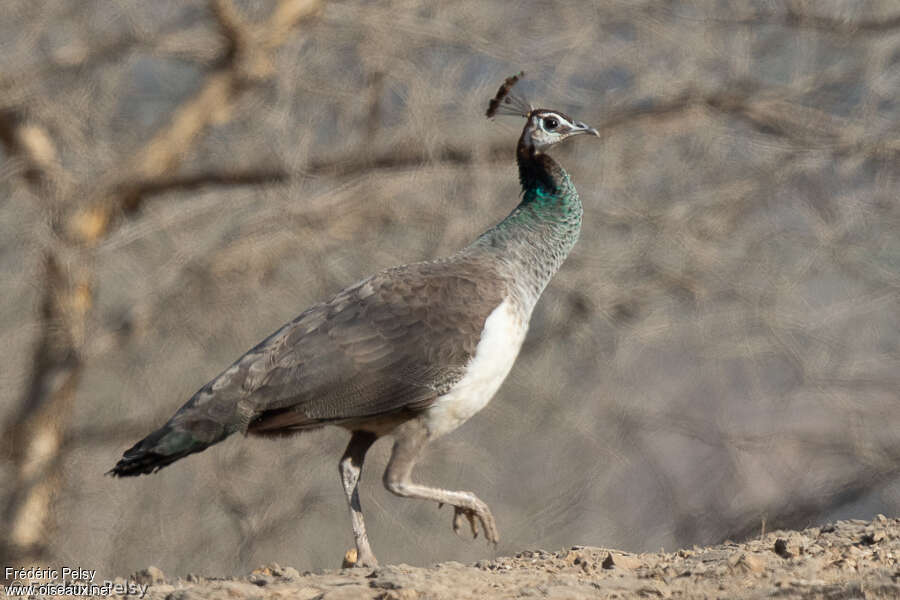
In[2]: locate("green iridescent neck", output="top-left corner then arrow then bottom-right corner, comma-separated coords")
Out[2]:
467,148 -> 583,305
474,146 -> 583,235
505,148 -> 583,228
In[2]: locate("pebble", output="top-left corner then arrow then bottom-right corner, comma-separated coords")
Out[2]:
131,565 -> 165,585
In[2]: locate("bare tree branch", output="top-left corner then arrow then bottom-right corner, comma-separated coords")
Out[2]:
117,168 -> 290,206
0,108 -> 61,190
1,254 -> 89,563
649,4 -> 900,35
750,6 -> 900,34
1,0 -> 324,569
66,0 -> 322,244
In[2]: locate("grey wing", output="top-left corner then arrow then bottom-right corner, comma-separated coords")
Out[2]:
208,261 -> 508,433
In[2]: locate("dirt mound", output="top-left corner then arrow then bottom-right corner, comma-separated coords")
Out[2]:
116,518 -> 900,599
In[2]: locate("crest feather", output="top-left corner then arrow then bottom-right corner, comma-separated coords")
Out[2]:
486,71 -> 532,118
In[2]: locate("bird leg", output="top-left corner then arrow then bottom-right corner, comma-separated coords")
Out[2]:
339,430 -> 379,567
383,421 -> 499,544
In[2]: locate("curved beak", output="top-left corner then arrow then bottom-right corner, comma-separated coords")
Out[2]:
574,121 -> 600,137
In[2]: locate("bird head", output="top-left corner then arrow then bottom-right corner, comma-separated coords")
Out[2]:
520,109 -> 599,153
486,72 -> 599,154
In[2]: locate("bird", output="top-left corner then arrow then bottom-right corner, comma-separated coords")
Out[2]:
109,72 -> 599,567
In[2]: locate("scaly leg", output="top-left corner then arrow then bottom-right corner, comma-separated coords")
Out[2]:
339,430 -> 378,567
382,421 -> 499,544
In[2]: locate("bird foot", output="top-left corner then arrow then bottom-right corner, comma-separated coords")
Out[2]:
448,503 -> 499,544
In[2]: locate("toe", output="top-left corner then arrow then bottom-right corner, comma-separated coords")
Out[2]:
452,508 -> 465,537
481,514 -> 499,544
466,511 -> 479,538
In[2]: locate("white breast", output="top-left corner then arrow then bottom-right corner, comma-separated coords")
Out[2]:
423,298 -> 527,438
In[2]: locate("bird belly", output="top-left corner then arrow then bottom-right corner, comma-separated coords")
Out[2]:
423,298 -> 526,438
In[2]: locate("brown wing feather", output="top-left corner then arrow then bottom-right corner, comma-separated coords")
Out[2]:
177,256 -> 508,435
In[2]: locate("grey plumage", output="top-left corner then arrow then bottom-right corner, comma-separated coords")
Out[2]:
111,257 -> 507,476
111,74 -> 598,567
246,259 -> 509,431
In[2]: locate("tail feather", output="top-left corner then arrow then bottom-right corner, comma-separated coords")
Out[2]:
108,421 -> 229,477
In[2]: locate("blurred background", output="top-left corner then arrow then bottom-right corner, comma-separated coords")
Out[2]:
3,0 -> 900,580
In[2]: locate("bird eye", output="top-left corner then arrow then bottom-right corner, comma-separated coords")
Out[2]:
543,117 -> 559,130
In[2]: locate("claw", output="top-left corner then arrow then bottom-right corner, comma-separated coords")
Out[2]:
466,510 -> 479,538
450,507 -> 482,539
444,502 -> 500,545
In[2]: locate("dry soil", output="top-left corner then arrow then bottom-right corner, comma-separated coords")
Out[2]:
117,517 -> 900,599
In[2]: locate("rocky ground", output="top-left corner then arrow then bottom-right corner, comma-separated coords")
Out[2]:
114,518 -> 900,599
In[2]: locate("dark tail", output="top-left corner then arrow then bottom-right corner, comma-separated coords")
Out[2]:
108,419 -> 231,477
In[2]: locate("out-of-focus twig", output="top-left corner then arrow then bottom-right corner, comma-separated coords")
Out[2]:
0,108 -> 61,190
1,0 -> 323,569
67,0 -> 322,244
649,3 -> 900,35
746,6 -> 900,34
116,167 -> 290,204
1,255 -> 90,565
